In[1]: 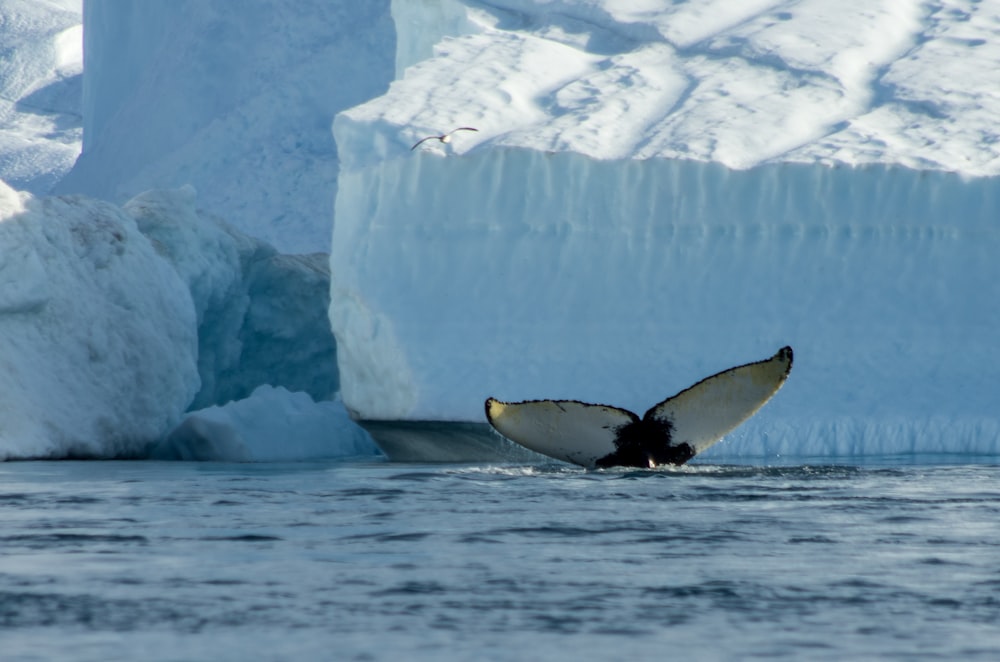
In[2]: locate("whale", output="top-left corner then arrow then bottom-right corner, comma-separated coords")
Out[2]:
485,346 -> 793,468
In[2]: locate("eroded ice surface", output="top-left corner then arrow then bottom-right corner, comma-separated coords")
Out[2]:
0,180 -> 197,460
0,183 -> 347,460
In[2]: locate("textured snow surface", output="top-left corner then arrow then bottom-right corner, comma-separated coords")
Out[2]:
331,0 -> 1000,457
0,0 -> 82,194
345,0 -> 1000,174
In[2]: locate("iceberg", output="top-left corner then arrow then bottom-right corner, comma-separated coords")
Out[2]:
5,0 -> 999,462
330,0 -> 1000,458
52,0 -> 396,253
0,0 -> 363,461
0,180 -> 347,461
0,180 -> 198,460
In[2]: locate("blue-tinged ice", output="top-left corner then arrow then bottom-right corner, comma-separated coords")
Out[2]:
52,0 -> 395,253
124,187 -> 338,410
153,385 -> 380,462
330,0 -> 1000,459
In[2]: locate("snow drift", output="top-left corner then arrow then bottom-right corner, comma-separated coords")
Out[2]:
0,0 -> 82,194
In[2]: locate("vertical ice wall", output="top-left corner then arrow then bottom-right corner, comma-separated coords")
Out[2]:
55,0 -> 395,253
331,143 -> 1000,455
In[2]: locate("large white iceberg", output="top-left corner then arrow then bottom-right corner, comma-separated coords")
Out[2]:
0,0 -> 371,461
330,0 -> 1000,458
4,0 -> 999,461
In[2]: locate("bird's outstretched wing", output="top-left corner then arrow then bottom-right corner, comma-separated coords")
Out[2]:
410,136 -> 439,151
411,127 -> 479,151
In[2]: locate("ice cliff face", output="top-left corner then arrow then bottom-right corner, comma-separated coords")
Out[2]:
53,0 -> 395,253
331,0 -> 1000,457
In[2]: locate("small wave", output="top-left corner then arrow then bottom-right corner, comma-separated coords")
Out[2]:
198,534 -> 282,542
1,533 -> 148,549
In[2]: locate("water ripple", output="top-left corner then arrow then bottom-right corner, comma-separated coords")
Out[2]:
2,461 -> 999,660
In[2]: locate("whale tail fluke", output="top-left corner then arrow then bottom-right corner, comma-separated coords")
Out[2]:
486,346 -> 793,468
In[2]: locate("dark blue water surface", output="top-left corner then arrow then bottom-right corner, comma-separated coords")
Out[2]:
2,458 -> 1000,660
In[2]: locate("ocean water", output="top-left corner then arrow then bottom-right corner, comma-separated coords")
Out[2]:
2,458 -> 1000,661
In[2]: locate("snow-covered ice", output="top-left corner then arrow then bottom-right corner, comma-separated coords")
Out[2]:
331,0 -> 1000,458
0,183 -> 346,460
342,0 -> 1000,171
0,0 -> 369,461
0,0 -> 82,194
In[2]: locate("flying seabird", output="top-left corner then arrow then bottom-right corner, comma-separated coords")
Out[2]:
410,127 -> 479,151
